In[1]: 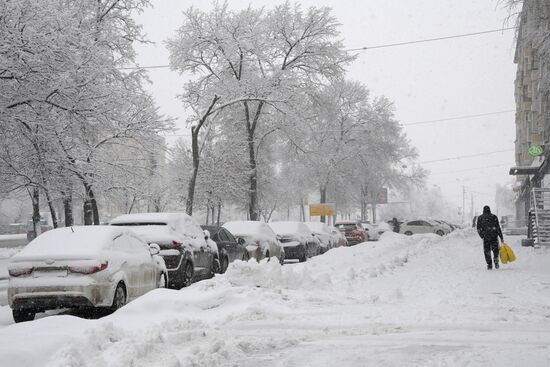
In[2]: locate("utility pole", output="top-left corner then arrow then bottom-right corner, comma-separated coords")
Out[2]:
470,193 -> 474,222
462,185 -> 466,224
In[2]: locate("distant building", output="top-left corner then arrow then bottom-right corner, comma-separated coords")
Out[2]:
509,0 -> 550,223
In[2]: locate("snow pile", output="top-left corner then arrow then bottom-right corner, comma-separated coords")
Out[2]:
0,229 -> 549,367
0,247 -> 22,260
224,259 -> 318,290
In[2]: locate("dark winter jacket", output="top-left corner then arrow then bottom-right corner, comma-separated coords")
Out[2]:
391,218 -> 400,233
476,206 -> 503,241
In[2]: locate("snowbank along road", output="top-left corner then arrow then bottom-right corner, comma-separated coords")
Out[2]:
0,229 -> 549,367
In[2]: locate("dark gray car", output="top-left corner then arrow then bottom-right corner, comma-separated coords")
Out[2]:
201,225 -> 249,273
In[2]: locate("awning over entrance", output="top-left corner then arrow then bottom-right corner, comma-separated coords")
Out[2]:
509,166 -> 540,175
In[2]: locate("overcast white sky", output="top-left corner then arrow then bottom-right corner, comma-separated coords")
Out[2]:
134,0 -> 517,217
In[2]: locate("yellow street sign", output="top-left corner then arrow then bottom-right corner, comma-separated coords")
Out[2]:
309,203 -> 335,216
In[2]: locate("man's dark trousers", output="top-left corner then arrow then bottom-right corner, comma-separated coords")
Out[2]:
483,238 -> 499,266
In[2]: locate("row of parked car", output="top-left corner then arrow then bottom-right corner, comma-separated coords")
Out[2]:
6,212 -> 397,323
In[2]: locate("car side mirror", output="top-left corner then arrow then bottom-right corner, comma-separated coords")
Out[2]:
203,229 -> 210,240
237,237 -> 246,246
149,243 -> 160,256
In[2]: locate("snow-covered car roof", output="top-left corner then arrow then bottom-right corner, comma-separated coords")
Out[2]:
11,226 -> 127,262
304,222 -> 331,234
110,212 -> 204,239
111,212 -> 190,226
268,221 -> 311,236
223,221 -> 277,241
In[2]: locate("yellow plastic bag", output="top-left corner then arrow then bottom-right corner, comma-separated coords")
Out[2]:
503,243 -> 516,263
499,244 -> 509,264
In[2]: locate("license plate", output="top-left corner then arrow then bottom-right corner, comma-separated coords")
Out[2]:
33,269 -> 68,277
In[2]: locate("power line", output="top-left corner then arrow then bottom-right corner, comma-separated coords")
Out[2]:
419,149 -> 514,164
402,110 -> 515,126
429,163 -> 513,175
347,27 -> 517,52
121,26 -> 518,71
435,173 -> 512,186
119,65 -> 171,70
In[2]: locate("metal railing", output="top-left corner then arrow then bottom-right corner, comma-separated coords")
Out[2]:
529,188 -> 550,246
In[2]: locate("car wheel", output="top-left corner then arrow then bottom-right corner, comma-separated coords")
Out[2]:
110,282 -> 126,313
220,256 -> 229,274
181,261 -> 194,288
279,250 -> 285,265
157,273 -> 167,288
404,231 -> 413,236
299,252 -> 307,262
242,251 -> 250,262
436,230 -> 445,236
12,309 -> 36,323
265,251 -> 270,261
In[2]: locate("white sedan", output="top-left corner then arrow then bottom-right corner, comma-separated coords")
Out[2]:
400,220 -> 449,236
8,226 -> 167,323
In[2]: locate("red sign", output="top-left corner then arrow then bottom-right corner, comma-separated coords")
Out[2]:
375,188 -> 388,204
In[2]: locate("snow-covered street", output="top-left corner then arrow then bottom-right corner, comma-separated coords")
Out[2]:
0,230 -> 548,367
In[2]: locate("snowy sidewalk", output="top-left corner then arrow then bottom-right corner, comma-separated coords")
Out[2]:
0,230 -> 549,367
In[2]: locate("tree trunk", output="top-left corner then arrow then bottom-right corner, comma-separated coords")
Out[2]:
320,185 -> 327,223
211,205 -> 215,225
205,203 -> 210,225
372,204 -> 377,223
83,200 -> 93,225
43,186 -> 58,229
360,184 -> 368,222
83,182 -> 94,225
244,101 -> 264,221
185,96 -> 219,216
63,190 -> 74,227
186,129 -> 200,216
300,199 -> 306,222
247,138 -> 259,221
38,170 -> 58,228
91,194 -> 100,225
127,196 -> 136,214
216,202 -> 221,226
31,187 -> 41,237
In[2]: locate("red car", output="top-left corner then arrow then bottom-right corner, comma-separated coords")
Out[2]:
334,221 -> 369,246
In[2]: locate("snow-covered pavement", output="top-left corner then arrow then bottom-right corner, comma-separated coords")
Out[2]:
0,229 -> 549,367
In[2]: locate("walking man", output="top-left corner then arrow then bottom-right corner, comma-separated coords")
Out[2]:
476,205 -> 504,270
391,217 -> 400,233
